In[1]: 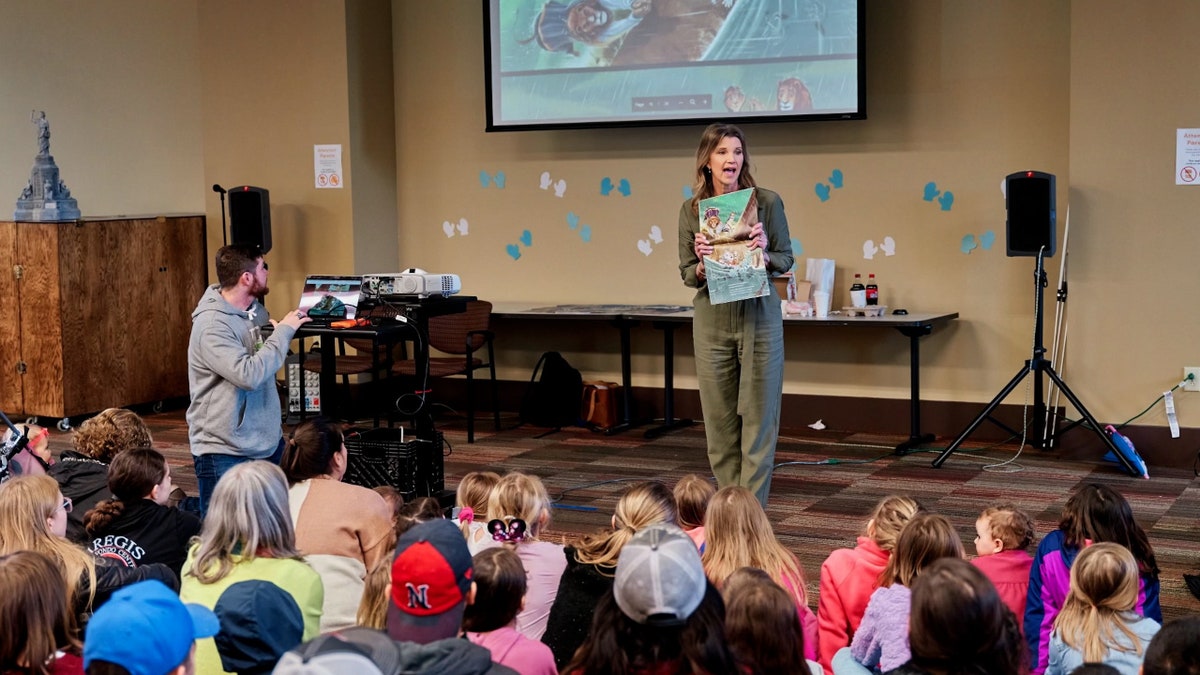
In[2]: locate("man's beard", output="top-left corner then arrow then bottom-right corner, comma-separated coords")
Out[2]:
250,278 -> 270,299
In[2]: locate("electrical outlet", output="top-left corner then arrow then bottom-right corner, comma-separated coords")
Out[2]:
1184,368 -> 1200,392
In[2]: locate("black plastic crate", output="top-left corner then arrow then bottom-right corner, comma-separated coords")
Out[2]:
343,427 -> 444,501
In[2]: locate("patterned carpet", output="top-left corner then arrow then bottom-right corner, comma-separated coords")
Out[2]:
47,407 -> 1200,622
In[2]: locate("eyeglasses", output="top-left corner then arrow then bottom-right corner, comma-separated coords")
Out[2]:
59,497 -> 72,514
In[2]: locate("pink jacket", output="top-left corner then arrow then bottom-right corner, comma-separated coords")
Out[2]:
467,626 -> 557,675
817,537 -> 890,671
972,548 -> 1033,633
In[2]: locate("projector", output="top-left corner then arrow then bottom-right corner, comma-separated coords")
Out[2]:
363,270 -> 461,297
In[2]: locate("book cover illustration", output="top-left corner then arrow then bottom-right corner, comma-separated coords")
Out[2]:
698,188 -> 767,305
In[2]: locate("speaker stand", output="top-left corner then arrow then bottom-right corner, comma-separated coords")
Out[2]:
932,252 -> 1136,474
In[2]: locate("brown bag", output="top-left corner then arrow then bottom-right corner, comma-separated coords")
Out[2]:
581,381 -> 621,430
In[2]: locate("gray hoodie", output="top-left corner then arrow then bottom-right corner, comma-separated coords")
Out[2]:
187,285 -> 297,458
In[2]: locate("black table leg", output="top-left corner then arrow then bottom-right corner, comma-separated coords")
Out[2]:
893,324 -> 935,454
604,318 -> 647,435
644,322 -> 694,439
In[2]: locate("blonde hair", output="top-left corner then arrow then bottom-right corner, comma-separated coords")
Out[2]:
356,555 -> 391,630
574,481 -> 678,569
702,486 -> 808,606
880,513 -> 964,587
72,408 -> 152,463
1054,543 -> 1146,662
673,474 -> 715,531
0,475 -> 97,612
980,504 -> 1036,551
487,472 -> 552,541
866,495 -> 921,552
187,461 -> 302,584
456,471 -> 500,538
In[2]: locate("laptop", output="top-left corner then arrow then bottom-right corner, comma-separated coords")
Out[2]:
298,275 -> 363,325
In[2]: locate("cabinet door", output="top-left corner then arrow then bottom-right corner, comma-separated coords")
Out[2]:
0,223 -> 22,414
17,222 -> 66,417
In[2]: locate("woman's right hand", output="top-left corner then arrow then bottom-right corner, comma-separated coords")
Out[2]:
694,232 -> 713,259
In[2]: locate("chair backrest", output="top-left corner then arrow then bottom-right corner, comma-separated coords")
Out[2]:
427,300 -> 492,356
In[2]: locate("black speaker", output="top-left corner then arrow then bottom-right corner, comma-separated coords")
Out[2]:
228,186 -> 272,254
1005,171 -> 1055,257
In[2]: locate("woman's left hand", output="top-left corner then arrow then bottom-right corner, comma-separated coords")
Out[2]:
746,223 -> 771,266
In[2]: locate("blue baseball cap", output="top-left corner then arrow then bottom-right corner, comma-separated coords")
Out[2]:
84,580 -> 220,675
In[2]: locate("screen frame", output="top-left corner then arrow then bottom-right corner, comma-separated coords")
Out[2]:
482,0 -> 866,132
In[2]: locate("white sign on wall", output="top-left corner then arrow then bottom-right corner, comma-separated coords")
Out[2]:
1176,129 -> 1200,185
314,144 -> 343,189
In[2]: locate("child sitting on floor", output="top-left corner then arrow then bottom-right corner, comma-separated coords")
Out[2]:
464,547 -> 556,675
817,494 -> 920,671
1046,543 -> 1160,675
457,470 -> 501,555
970,503 -> 1035,632
673,473 -> 715,552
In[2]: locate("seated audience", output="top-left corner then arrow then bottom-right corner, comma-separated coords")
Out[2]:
542,480 -> 678,669
564,522 -> 737,675
275,625 -> 517,675
0,474 -> 175,620
818,494 -> 920,671
888,557 -> 1024,675
703,485 -> 819,660
0,550 -> 83,675
82,447 -> 201,577
487,472 -> 566,641
211,580 -> 305,675
970,503 -> 1035,634
464,547 -> 557,675
1142,615 -> 1200,675
356,555 -> 392,631
1046,543 -> 1160,675
383,518 -> 517,672
672,474 -> 715,551
457,471 -> 501,555
844,513 -> 964,673
397,497 -> 445,536
179,461 -> 322,675
49,408 -> 153,544
280,418 -> 393,632
83,579 -> 220,675
1027,484 -> 1160,674
723,566 -> 821,675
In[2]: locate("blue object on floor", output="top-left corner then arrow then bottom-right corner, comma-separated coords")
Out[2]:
1103,425 -> 1149,479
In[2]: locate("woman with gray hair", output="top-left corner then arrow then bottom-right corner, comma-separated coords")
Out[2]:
180,461 -> 323,675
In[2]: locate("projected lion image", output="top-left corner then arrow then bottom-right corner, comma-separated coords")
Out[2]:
775,77 -> 814,112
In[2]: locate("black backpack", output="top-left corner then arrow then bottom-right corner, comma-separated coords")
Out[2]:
519,352 -> 583,429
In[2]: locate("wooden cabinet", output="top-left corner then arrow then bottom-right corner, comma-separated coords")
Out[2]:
0,215 -> 207,420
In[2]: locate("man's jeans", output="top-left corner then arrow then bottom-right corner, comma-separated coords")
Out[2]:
192,438 -> 284,517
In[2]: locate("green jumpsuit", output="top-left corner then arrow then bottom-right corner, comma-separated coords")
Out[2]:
678,187 -> 794,506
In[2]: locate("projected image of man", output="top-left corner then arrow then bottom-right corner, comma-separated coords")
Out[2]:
533,0 -> 651,54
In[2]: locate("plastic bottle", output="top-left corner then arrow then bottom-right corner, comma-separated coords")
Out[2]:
850,273 -> 866,308
866,273 -> 879,306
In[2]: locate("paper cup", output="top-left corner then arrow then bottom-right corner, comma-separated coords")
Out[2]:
813,290 -> 831,318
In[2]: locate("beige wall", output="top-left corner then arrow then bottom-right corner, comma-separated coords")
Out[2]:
5,1 -> 1198,443
1068,2 -> 1200,455
393,1 -> 1079,405
0,1 -> 204,216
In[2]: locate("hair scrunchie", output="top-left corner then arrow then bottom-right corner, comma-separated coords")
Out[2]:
458,506 -> 474,524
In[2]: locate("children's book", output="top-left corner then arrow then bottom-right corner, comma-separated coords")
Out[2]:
698,188 -> 767,304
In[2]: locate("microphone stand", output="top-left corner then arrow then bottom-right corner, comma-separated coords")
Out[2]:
213,184 -> 228,246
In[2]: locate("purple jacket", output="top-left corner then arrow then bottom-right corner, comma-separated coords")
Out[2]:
1024,529 -> 1161,674
850,584 -> 912,672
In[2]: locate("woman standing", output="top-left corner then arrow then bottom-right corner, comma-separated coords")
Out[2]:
678,123 -> 794,507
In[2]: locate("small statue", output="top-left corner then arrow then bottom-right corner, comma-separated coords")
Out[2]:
43,179 -> 53,199
57,180 -> 71,199
19,182 -> 32,200
32,110 -> 50,157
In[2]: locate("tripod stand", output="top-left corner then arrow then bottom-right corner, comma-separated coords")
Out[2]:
932,251 -> 1136,474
